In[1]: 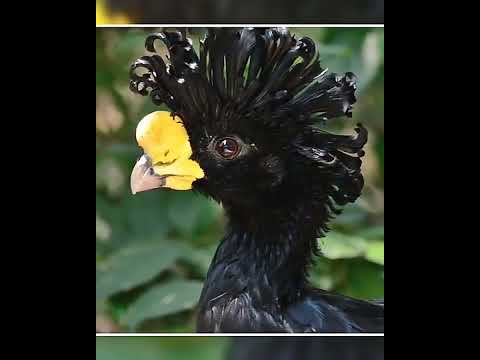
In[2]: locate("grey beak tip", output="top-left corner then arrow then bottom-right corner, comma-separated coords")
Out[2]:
130,154 -> 166,194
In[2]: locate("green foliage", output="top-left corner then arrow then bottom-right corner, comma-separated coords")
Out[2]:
96,244 -> 184,300
122,280 -> 203,330
96,27 -> 384,332
96,337 -> 229,360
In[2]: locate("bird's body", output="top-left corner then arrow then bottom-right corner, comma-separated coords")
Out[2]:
227,337 -> 384,360
197,196 -> 383,333
199,263 -> 384,333
129,27 -> 384,333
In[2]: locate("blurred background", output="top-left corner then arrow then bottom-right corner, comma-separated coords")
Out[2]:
96,0 -> 384,24
96,27 -> 384,333
96,337 -> 384,360
96,337 -> 228,360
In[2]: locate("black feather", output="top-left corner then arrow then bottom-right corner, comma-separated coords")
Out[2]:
129,27 -> 383,333
130,28 -> 356,132
227,337 -> 384,360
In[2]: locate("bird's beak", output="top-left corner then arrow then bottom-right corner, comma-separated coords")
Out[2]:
130,111 -> 204,194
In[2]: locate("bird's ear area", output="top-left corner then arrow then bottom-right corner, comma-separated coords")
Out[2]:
295,124 -> 368,206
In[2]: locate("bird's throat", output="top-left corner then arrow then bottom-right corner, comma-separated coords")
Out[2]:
200,202 -> 329,309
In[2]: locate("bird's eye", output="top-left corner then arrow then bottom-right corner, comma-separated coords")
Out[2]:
214,137 -> 240,159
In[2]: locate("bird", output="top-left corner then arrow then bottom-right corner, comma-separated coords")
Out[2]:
227,337 -> 384,360
128,27 -> 384,333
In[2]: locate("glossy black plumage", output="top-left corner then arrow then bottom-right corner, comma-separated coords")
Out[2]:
130,27 -> 384,333
227,337 -> 384,360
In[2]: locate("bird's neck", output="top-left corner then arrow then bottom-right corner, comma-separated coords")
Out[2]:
204,201 -> 329,308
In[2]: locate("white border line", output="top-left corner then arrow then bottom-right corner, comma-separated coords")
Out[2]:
96,24 -> 384,28
96,333 -> 384,337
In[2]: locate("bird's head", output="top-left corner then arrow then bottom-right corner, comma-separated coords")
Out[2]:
129,28 -> 367,220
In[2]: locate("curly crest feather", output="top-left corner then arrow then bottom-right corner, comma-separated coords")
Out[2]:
130,27 -> 366,213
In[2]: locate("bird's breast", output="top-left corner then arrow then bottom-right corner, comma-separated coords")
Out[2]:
197,293 -> 285,333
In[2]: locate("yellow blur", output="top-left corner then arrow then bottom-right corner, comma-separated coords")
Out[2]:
96,1 -> 131,24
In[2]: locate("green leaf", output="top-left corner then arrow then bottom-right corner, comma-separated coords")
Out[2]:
96,337 -> 228,360
125,191 -> 171,241
167,193 -> 221,238
316,29 -> 383,92
357,226 -> 384,240
122,280 -> 203,330
331,204 -> 368,229
341,259 -> 384,299
112,30 -> 150,60
180,245 -> 217,276
310,258 -> 338,291
320,232 -> 368,260
96,243 -> 183,300
365,241 -> 384,265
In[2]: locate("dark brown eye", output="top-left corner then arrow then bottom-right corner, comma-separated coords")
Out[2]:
215,137 -> 240,159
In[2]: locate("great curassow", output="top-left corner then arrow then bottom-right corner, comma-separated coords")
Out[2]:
227,337 -> 384,360
129,27 -> 384,333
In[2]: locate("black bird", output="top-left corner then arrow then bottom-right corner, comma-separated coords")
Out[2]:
129,27 -> 384,333
227,337 -> 384,360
